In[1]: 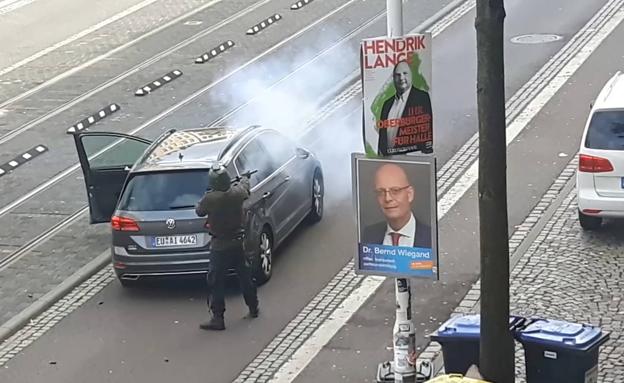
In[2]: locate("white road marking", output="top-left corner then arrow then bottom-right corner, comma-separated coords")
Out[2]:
273,275 -> 385,381
0,0 -> 224,111
0,0 -> 26,6
0,0 -> 35,16
440,1 -> 624,216
0,0 -> 21,7
269,1 -> 624,382
0,0 -> 161,77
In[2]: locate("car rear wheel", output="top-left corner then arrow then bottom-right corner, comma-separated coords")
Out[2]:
307,168 -> 323,224
579,210 -> 602,230
253,228 -> 273,285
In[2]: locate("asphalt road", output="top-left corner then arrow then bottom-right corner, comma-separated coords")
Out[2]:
0,0 -> 619,382
0,0 -> 454,325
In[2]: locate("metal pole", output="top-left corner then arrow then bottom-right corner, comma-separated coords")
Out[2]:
393,278 -> 416,382
386,0 -> 403,36
385,2 -> 416,382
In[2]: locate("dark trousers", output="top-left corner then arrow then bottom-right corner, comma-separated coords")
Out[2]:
206,241 -> 258,317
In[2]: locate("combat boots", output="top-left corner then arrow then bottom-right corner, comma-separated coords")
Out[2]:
200,315 -> 225,331
245,306 -> 259,319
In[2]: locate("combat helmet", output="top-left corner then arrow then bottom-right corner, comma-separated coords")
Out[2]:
208,163 -> 231,192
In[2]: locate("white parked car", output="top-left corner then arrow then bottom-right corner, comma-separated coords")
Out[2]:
576,71 -> 624,230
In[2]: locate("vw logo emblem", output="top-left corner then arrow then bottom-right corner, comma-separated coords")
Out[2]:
165,218 -> 176,230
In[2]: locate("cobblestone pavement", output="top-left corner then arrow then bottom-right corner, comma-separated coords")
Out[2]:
0,266 -> 115,366
0,214 -> 109,326
509,188 -> 624,381
434,182 -> 624,381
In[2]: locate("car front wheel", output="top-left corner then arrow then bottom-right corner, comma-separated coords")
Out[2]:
307,168 -> 323,223
579,210 -> 602,230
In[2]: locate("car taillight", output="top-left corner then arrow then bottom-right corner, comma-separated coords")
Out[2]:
113,262 -> 127,269
579,154 -> 614,173
111,216 -> 140,231
583,209 -> 602,214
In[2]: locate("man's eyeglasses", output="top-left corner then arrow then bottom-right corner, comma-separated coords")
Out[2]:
375,186 -> 410,198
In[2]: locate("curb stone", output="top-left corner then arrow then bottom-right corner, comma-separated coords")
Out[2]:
0,249 -> 110,343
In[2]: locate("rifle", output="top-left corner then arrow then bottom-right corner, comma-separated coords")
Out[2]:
234,169 -> 258,182
205,169 -> 258,192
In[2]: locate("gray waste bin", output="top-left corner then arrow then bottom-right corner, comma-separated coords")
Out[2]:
516,318 -> 610,383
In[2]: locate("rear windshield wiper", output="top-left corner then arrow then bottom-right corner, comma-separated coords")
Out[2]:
169,205 -> 196,210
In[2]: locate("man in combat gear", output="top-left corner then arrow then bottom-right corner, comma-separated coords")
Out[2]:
195,163 -> 259,331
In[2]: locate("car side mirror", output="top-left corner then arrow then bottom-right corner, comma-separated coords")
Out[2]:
296,147 -> 310,159
590,101 -> 594,109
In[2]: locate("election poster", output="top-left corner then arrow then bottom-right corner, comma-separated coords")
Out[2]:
360,34 -> 433,157
351,153 -> 438,279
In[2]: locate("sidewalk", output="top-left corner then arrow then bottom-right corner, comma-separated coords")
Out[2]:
0,214 -> 109,337
433,181 -> 624,381
287,155 -> 623,382
510,187 -> 624,380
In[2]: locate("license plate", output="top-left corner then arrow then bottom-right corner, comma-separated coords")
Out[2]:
152,235 -> 198,247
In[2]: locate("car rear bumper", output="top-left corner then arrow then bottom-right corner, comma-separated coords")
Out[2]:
112,246 -> 213,279
111,247 -> 243,280
113,260 -> 212,280
577,185 -> 624,218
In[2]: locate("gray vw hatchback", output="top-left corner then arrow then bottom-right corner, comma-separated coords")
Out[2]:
71,126 -> 324,287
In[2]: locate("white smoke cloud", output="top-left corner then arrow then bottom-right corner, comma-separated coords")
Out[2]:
213,25 -> 365,205
217,25 -> 358,129
304,106 -> 363,211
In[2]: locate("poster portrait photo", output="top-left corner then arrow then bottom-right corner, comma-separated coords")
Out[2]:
352,154 -> 439,279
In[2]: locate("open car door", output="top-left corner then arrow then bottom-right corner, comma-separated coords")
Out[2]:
71,132 -> 152,224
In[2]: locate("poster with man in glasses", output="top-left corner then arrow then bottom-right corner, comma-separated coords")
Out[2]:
352,154 -> 438,279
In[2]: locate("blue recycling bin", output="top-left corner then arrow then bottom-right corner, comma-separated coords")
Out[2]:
516,319 -> 610,383
430,314 -> 525,375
